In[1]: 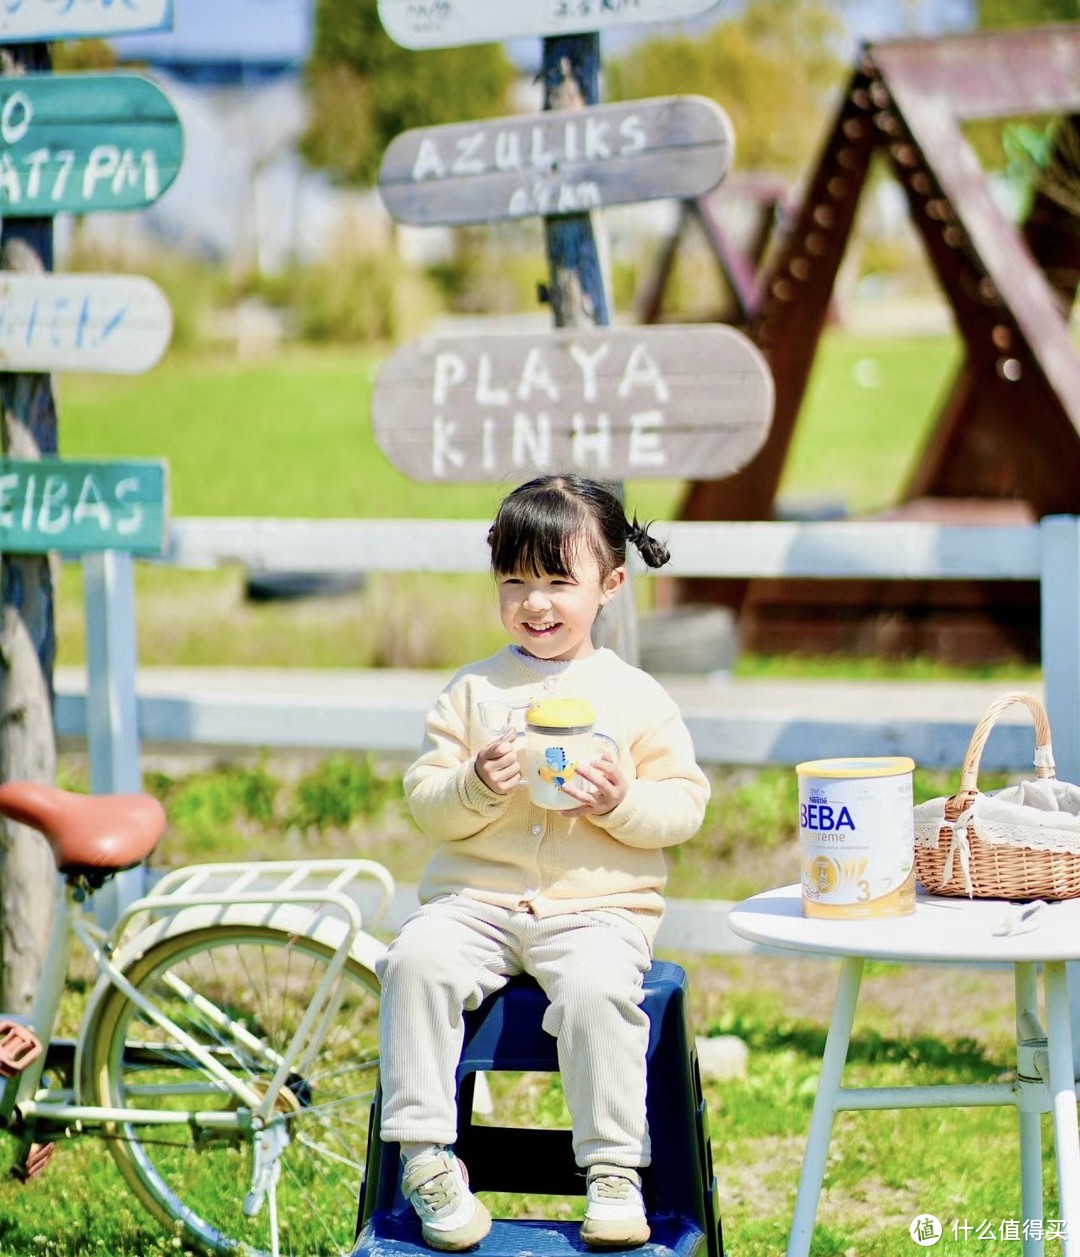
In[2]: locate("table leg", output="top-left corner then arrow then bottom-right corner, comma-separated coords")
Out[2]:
787,956 -> 863,1257
1043,962 -> 1080,1257
1016,963 -> 1046,1257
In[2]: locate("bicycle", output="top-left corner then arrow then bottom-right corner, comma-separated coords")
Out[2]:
0,779 -> 392,1257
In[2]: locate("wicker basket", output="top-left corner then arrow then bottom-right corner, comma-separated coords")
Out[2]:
914,691 -> 1080,900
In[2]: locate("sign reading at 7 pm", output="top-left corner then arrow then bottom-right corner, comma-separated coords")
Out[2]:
0,458 -> 167,556
378,0 -> 722,49
0,0 -> 173,42
0,75 -> 183,216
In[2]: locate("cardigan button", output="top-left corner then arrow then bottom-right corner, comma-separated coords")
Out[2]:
531,824 -> 542,836
543,676 -> 558,690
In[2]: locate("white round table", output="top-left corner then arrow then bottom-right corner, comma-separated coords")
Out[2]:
729,884 -> 1080,1257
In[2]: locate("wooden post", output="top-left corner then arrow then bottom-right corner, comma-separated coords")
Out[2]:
0,40 -> 58,1014
540,33 -> 635,662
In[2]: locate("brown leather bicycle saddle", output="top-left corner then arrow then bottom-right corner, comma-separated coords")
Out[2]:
0,781 -> 166,875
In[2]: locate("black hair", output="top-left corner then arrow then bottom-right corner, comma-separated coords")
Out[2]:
487,475 -> 671,577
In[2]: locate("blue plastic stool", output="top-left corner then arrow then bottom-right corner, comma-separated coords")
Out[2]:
354,959 -> 723,1256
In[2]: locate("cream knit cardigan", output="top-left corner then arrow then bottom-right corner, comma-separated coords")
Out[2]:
405,646 -> 710,944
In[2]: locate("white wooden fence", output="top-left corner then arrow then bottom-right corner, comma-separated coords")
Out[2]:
68,514 -> 1080,783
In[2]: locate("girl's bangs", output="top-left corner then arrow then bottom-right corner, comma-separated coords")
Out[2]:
490,493 -> 585,576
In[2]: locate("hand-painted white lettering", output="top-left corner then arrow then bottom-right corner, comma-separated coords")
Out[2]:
38,475 -> 71,535
617,344 -> 670,402
568,342 -> 610,403
0,152 -> 22,204
113,477 -> 144,535
412,137 -> 446,181
73,474 -> 112,531
432,352 -> 467,404
451,132 -> 485,176
432,415 -> 466,477
0,473 -> 18,528
628,411 -> 666,466
570,413 -> 612,469
476,354 -> 510,406
556,181 -> 600,211
481,416 -> 498,473
583,118 -> 611,161
494,131 -> 521,172
0,92 -> 31,146
512,412 -> 553,468
618,114 -> 647,154
516,348 -> 560,402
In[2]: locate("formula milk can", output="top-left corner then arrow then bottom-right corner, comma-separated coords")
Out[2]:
797,756 -> 916,919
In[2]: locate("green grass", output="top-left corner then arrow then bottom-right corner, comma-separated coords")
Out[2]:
49,328 -> 1005,675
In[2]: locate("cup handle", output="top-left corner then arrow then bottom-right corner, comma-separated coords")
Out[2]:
591,733 -> 620,766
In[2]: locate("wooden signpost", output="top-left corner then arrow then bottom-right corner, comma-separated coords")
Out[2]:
0,457 -> 167,555
379,95 -> 733,226
378,0 -> 722,49
372,324 -> 773,482
0,272 -> 172,374
0,0 -> 173,42
0,74 -> 183,215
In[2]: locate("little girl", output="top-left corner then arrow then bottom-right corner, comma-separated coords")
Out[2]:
377,474 -> 710,1251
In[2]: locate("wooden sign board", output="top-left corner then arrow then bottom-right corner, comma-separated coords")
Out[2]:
373,324 -> 773,482
379,95 -> 733,226
378,0 -> 722,50
0,273 -> 172,375
0,0 -> 172,41
0,457 -> 167,555
0,74 -> 183,216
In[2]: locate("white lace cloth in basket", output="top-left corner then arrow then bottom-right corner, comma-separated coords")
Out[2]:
914,777 -> 1080,894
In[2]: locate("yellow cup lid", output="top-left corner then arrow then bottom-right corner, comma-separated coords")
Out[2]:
526,698 -> 595,730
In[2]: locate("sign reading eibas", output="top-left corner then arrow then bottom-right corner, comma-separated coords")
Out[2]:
380,96 -> 733,226
372,326 -> 773,482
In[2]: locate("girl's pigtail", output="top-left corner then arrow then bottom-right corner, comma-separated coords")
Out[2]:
626,516 -> 670,570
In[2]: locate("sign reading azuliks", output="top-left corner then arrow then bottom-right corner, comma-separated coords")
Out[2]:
372,325 -> 773,482
379,96 -> 733,226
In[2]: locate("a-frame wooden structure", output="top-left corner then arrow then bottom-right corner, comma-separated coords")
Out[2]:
658,26 -> 1080,659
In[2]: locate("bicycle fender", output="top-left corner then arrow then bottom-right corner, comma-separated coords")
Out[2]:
76,902 -> 385,1100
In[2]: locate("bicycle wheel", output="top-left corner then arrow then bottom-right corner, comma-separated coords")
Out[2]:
85,924 -> 380,1257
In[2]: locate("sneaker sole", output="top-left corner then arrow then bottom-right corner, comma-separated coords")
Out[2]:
580,1217 -> 651,1249
422,1197 -> 493,1252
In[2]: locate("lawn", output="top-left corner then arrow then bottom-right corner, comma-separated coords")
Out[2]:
50,330 -> 970,671
2,327 -> 1054,1254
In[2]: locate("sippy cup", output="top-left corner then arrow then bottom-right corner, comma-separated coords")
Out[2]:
524,698 -> 618,810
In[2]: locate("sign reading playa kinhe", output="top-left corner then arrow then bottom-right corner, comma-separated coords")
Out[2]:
379,96 -> 733,226
0,75 -> 183,216
372,326 -> 774,482
378,0 -> 722,49
0,0 -> 173,41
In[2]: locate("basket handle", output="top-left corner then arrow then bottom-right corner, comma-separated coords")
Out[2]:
958,691 -> 1055,798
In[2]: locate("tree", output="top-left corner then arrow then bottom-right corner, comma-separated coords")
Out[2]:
605,0 -> 845,176
301,0 -> 517,187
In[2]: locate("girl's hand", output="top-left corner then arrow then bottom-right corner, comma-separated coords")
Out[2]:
475,731 -> 522,795
560,758 -> 627,817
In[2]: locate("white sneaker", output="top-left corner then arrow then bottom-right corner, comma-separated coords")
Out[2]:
401,1148 -> 492,1252
580,1163 -> 650,1249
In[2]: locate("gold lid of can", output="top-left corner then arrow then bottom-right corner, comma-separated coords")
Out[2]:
796,756 -> 915,778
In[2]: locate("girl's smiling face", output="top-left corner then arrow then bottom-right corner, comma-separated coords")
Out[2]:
497,542 -> 625,662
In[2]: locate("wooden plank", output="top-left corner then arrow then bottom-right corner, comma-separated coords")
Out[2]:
377,0 -> 722,49
0,457 -> 167,555
372,324 -> 774,482
0,0 -> 172,41
379,95 -> 733,226
0,74 -> 182,216
161,517 -> 1044,580
0,272 -> 171,373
